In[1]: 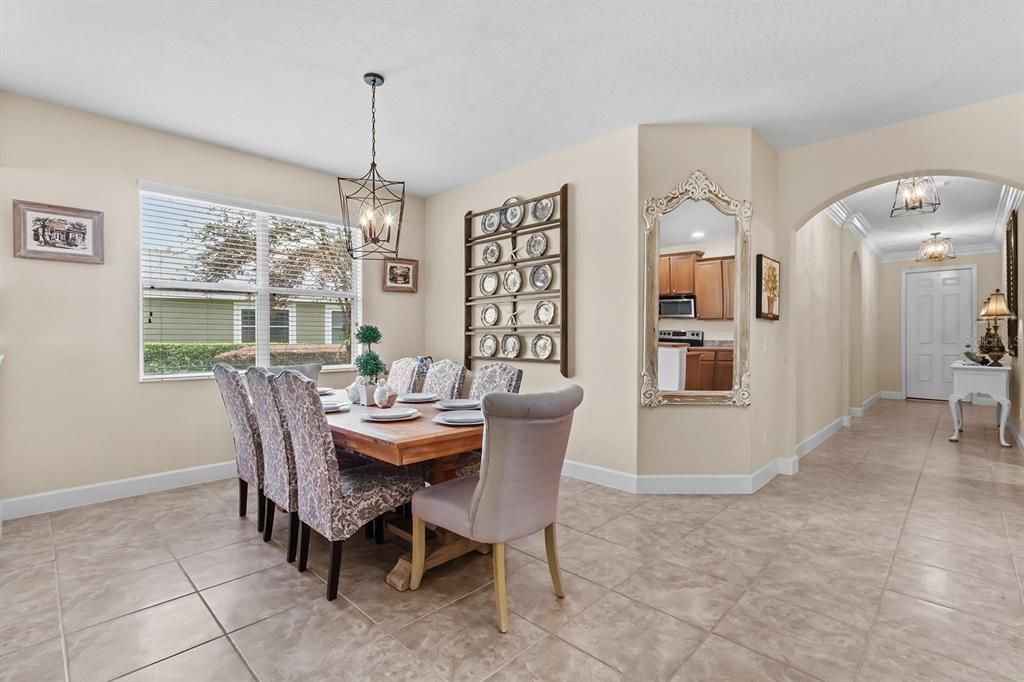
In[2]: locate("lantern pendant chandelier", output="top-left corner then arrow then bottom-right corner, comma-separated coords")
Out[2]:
339,73 -> 405,260
890,176 -> 941,218
916,231 -> 956,263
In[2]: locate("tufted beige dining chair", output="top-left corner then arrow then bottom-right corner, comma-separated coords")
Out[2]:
409,385 -> 584,632
387,357 -> 427,394
422,358 -> 467,400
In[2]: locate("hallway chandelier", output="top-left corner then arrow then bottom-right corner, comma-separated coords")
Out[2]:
915,232 -> 956,263
890,176 -> 941,218
339,72 -> 406,260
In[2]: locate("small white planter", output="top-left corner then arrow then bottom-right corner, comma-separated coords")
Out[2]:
357,382 -> 377,406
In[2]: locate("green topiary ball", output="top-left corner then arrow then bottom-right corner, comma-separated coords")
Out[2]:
355,324 -> 382,346
354,349 -> 386,382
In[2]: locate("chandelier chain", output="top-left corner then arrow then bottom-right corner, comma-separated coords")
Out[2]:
370,82 -> 376,166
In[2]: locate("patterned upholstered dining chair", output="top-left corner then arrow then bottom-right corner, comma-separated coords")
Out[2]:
410,385 -> 584,632
467,362 -> 523,400
247,367 -> 372,562
213,364 -> 266,533
386,357 -> 428,394
274,370 -> 428,600
423,358 -> 466,400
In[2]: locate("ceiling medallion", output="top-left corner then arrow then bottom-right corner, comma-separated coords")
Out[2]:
339,72 -> 406,260
916,232 -> 956,263
890,176 -> 941,218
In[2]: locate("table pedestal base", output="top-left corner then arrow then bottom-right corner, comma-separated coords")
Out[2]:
386,534 -> 490,591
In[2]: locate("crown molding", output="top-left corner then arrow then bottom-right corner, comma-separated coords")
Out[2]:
993,185 -> 1024,244
824,200 -> 881,257
878,242 -> 1001,263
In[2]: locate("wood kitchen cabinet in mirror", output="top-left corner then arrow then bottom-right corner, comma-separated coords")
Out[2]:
642,170 -> 751,407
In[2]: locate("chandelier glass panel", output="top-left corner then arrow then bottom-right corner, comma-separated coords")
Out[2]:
339,73 -> 405,260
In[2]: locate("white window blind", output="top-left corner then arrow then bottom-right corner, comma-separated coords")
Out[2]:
140,190 -> 361,379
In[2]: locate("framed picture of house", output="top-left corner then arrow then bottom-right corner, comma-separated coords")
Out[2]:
756,254 -> 780,320
13,200 -> 104,264
382,258 -> 418,293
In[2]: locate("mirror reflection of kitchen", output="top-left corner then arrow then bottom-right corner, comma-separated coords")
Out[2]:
657,200 -> 736,392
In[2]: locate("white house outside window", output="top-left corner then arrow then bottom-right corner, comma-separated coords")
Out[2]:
140,186 -> 361,379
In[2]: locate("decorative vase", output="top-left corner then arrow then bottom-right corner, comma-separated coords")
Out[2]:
374,383 -> 397,408
766,296 -> 776,317
357,382 -> 377,407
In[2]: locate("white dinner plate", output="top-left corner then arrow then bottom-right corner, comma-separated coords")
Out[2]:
317,387 -> 335,396
433,410 -> 485,426
322,401 -> 350,414
397,392 -> 439,403
436,399 -> 481,411
360,408 -> 420,422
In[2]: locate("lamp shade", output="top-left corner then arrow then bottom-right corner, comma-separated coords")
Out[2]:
984,289 -> 1012,318
978,296 -> 992,320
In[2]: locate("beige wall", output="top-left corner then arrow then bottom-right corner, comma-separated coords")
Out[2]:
780,93 -> 1024,231
0,92 -> 427,499
423,127 -> 641,474
877,252 -> 1002,395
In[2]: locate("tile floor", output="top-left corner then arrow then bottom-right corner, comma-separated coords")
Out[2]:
1,398 -> 1022,681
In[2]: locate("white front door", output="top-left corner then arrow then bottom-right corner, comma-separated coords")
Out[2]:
905,268 -> 975,400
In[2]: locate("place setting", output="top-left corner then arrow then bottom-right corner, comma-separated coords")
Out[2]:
396,391 -> 439,404
359,407 -> 421,423
435,398 -> 480,411
432,410 -> 484,427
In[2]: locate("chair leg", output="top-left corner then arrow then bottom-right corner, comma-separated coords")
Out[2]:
373,515 -> 385,545
364,522 -> 374,539
493,543 -> 509,633
262,499 -> 275,542
327,540 -> 343,601
410,516 -> 426,590
298,522 -> 311,572
237,479 -> 248,517
256,490 -> 266,533
544,523 -> 566,598
287,512 -> 299,563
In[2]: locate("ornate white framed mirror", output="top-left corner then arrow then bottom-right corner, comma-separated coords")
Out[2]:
640,170 -> 752,407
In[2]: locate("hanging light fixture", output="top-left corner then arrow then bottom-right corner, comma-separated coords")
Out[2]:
339,73 -> 405,260
915,232 -> 956,263
890,176 -> 941,218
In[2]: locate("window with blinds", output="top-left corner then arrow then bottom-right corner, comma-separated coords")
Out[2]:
140,189 -> 360,379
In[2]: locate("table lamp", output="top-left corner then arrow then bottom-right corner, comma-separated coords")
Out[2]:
980,289 -> 1012,365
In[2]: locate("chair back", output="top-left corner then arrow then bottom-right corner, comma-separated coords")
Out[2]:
246,367 -> 298,511
387,357 -> 427,394
468,385 -> 583,543
423,359 -> 467,400
213,364 -> 263,487
273,369 -> 341,538
267,363 -> 321,382
468,362 -> 523,400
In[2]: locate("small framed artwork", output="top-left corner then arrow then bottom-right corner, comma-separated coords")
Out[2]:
382,258 -> 419,293
756,254 -> 780,320
13,200 -> 104,264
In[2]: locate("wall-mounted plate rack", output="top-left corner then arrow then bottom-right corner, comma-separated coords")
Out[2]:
464,184 -> 569,377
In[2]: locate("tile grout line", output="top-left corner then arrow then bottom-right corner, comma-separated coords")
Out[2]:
46,516 -> 71,682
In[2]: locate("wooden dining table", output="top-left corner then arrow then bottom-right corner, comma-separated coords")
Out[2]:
325,400 -> 486,590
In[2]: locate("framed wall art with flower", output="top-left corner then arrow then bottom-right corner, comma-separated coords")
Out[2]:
756,254 -> 780,320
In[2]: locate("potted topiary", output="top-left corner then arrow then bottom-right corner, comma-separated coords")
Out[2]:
353,324 -> 386,406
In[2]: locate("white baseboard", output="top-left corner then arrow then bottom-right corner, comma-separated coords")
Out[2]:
795,416 -> 846,458
842,415 -> 853,426
849,407 -> 864,418
561,456 -> 793,495
0,461 -> 236,521
880,391 -> 905,400
850,392 -> 880,418
1007,419 -> 1024,454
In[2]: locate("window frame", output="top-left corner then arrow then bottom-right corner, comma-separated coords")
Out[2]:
139,181 -> 361,382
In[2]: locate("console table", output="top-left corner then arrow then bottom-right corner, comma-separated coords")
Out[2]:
948,361 -> 1011,447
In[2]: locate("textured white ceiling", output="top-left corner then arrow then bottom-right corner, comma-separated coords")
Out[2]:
2,1 -> 1022,196
660,201 -> 734,248
839,176 -> 1010,257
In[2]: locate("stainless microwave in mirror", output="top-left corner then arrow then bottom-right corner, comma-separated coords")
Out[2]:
659,295 -> 696,318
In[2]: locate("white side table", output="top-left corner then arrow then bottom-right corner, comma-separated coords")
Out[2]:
948,361 -> 1011,447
